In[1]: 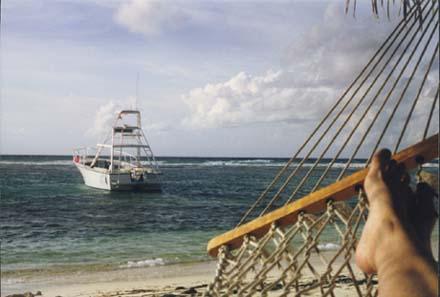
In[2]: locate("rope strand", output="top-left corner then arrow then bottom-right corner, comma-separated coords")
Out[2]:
286,5 -> 437,204
367,17 -> 439,164
394,44 -> 439,152
313,17 -> 437,191
256,2 -> 425,216
423,86 -> 439,140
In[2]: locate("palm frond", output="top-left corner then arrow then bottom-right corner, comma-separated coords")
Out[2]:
346,0 -> 427,20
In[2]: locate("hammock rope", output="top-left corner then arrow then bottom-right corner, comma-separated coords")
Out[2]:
367,25 -> 439,164
394,45 -> 439,153
276,0 -> 429,205
205,1 -> 439,296
423,86 -> 439,140
287,1 -> 438,206
314,22 -> 438,191
237,0 -> 431,225
346,7 -> 438,170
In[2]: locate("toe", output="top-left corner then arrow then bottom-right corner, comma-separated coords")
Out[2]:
370,149 -> 392,173
366,149 -> 392,189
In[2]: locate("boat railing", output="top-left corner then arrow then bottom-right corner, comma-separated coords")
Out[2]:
73,147 -> 99,165
114,151 -> 159,171
114,151 -> 136,167
74,146 -> 160,173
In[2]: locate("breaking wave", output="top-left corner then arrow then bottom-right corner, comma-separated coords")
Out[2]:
156,160 -> 368,168
317,243 -> 341,251
119,258 -> 166,268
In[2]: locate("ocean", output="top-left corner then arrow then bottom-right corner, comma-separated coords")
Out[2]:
1,155 -> 438,282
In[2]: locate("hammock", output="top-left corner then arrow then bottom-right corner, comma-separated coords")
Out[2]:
205,1 -> 439,296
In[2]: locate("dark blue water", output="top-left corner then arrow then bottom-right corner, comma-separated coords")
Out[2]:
1,155 -> 437,277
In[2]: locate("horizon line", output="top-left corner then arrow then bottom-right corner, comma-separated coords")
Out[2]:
0,153 -> 375,160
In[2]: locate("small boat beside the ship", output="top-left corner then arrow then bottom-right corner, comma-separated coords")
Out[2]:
73,110 -> 161,191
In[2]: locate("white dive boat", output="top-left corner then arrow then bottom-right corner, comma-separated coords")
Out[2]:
73,110 -> 161,191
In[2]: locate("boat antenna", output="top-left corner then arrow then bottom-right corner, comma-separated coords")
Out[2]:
135,72 -> 139,111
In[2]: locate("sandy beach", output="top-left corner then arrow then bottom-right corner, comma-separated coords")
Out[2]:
2,261 -> 217,297
2,259 -> 368,297
14,238 -> 422,297
4,240 -> 437,297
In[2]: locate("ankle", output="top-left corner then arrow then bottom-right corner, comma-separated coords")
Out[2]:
368,198 -> 397,214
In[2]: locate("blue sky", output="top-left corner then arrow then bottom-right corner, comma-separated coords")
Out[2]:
1,0 -> 403,156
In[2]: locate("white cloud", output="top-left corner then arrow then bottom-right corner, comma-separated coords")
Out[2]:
114,0 -> 191,36
182,70 -> 337,129
182,3 -> 395,130
86,99 -> 170,141
283,3 -> 395,87
86,101 -> 124,140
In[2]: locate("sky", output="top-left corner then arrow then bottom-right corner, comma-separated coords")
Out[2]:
0,0 -> 424,157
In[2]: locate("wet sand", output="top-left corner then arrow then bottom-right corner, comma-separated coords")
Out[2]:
2,261 -> 216,297
1,259 -> 368,297
3,239 -> 437,297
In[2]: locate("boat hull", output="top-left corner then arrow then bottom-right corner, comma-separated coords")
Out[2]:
74,163 -> 161,192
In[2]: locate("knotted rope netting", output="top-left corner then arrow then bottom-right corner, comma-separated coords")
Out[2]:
205,1 -> 439,296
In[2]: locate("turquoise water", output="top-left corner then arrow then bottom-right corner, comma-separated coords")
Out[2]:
1,155 -> 438,277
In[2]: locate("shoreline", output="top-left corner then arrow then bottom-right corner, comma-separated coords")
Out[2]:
0,258 -> 367,297
2,240 -> 438,297
1,256 -> 376,297
1,260 -> 217,297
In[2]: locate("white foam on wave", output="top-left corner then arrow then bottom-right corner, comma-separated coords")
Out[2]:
119,258 -> 165,269
156,159 -> 279,168
424,162 -> 439,168
327,162 -> 365,169
1,277 -> 24,285
317,243 -> 341,251
155,158 -> 370,168
239,159 -> 273,164
202,160 -> 275,167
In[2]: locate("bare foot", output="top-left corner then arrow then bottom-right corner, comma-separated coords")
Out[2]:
355,149 -> 436,274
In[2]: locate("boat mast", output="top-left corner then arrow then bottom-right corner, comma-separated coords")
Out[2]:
135,73 -> 139,111
110,125 -> 114,172
136,73 -> 141,166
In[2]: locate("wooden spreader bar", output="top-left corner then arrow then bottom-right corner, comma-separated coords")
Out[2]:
207,134 -> 438,257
